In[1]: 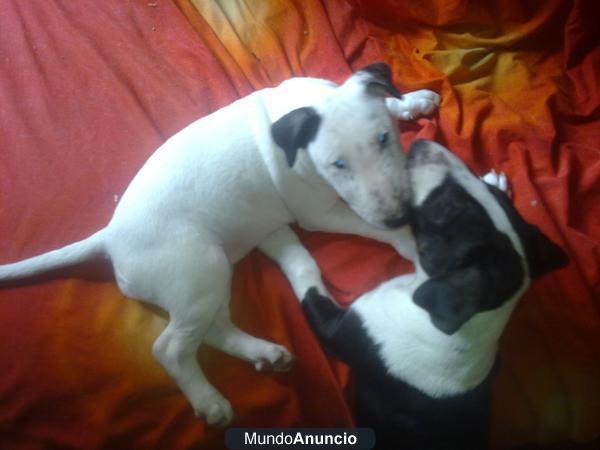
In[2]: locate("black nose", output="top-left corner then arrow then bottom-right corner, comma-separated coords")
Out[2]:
384,213 -> 410,228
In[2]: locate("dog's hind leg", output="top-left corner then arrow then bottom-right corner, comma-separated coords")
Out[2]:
204,302 -> 295,372
150,245 -> 234,427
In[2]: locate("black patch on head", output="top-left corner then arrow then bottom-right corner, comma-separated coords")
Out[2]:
411,176 -> 525,334
271,107 -> 321,167
358,62 -> 403,99
486,184 -> 569,279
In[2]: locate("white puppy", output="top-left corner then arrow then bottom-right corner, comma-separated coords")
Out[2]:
0,63 -> 439,426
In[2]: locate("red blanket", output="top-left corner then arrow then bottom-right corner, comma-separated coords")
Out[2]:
0,1 -> 598,449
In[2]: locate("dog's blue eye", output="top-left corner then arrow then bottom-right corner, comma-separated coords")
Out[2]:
378,131 -> 389,146
333,159 -> 347,169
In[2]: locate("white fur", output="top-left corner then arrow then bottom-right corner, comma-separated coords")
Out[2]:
0,71 -> 439,426
411,162 -> 448,206
353,274 -> 526,397
386,89 -> 440,120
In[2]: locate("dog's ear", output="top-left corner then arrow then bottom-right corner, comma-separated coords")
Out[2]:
485,185 -> 569,279
522,224 -> 569,279
413,269 -> 483,335
357,62 -> 403,99
271,106 -> 321,167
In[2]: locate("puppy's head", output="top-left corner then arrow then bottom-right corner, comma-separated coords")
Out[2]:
408,140 -> 568,335
271,63 -> 412,229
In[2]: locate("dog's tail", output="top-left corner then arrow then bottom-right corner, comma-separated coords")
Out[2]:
0,229 -> 107,282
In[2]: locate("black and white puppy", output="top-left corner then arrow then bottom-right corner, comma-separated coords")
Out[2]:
279,140 -> 568,449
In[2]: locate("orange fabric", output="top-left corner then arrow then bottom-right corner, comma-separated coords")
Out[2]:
0,1 -> 598,449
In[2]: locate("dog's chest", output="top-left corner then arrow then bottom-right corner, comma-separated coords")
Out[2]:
351,276 -> 516,398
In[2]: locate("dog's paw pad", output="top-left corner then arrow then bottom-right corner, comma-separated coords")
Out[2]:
404,90 -> 441,119
196,396 -> 233,427
254,345 -> 295,372
271,348 -> 296,372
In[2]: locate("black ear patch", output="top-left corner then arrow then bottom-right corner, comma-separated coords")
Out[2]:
522,225 -> 569,278
413,269 -> 483,335
271,106 -> 321,167
486,185 -> 569,279
358,62 -> 403,99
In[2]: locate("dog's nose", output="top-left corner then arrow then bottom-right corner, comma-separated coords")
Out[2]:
384,213 -> 410,228
383,200 -> 412,228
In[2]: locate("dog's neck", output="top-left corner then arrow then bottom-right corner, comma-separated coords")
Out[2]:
352,266 -> 527,398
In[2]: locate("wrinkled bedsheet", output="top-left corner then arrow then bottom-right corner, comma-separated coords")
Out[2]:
0,1 -> 598,449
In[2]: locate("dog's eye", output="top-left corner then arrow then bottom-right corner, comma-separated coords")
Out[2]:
332,159 -> 347,169
378,131 -> 389,147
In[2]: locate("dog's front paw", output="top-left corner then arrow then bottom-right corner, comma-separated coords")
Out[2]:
253,344 -> 295,372
195,392 -> 234,427
396,89 -> 441,120
302,287 -> 345,328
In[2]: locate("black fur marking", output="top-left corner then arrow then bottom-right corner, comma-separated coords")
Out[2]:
411,176 -> 525,333
302,287 -> 373,364
485,184 -> 569,278
271,106 -> 321,167
354,367 -> 495,450
301,169 -> 569,450
358,62 -> 403,99
302,287 -> 495,450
